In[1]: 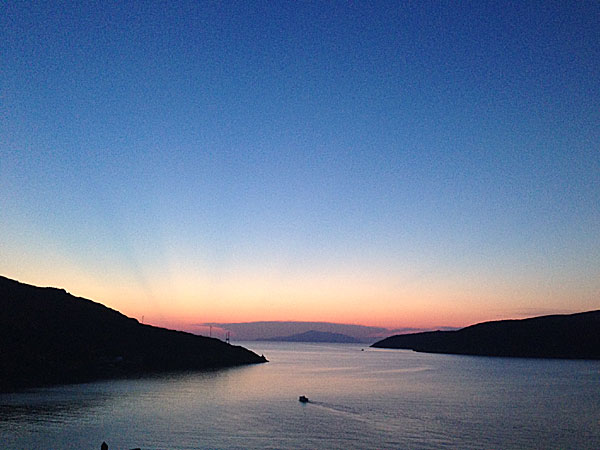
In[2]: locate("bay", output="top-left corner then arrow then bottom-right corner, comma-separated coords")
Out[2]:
1,342 -> 599,449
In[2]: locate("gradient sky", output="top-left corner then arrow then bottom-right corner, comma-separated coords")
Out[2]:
2,1 -> 599,331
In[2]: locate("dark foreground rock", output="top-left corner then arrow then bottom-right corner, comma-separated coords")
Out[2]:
0,275 -> 266,391
371,310 -> 600,359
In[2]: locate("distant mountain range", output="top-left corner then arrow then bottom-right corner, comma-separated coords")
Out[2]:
258,330 -> 361,343
0,276 -> 266,391
372,310 -> 600,359
202,321 -> 398,342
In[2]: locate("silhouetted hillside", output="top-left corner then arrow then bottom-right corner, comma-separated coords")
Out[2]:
0,276 -> 266,391
258,330 -> 361,343
371,311 -> 600,359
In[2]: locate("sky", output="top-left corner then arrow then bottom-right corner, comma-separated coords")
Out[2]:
2,1 -> 599,332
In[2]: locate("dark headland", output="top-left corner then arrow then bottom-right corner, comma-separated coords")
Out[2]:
0,275 -> 266,392
371,310 -> 600,359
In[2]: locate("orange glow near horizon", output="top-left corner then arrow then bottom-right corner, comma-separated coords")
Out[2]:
3,236 -> 597,333
5,259 -> 595,333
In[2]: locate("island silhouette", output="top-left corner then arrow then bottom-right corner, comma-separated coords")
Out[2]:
372,310 -> 600,359
0,275 -> 266,392
258,330 -> 361,343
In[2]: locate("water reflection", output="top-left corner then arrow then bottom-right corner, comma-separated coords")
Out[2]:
0,366 -> 251,425
1,343 -> 599,450
0,389 -> 107,424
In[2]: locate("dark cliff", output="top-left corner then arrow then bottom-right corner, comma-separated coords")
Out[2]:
371,310 -> 600,359
0,276 -> 266,391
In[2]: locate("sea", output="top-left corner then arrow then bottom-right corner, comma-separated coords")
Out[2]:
1,342 -> 599,449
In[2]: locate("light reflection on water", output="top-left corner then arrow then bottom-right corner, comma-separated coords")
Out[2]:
1,342 -> 599,449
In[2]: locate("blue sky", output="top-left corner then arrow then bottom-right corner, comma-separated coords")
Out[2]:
2,1 -> 599,328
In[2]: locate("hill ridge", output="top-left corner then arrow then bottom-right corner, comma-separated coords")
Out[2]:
0,275 -> 266,391
371,310 -> 600,359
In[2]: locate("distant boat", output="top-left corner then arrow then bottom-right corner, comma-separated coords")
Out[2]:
299,395 -> 309,403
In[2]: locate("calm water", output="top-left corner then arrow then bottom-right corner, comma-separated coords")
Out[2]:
1,342 -> 599,449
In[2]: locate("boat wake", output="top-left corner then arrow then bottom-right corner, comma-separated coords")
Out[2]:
303,400 -> 363,418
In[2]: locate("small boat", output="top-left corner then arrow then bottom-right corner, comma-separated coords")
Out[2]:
299,395 -> 309,403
